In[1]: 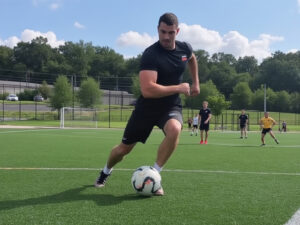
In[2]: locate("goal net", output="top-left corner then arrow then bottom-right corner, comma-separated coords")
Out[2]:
60,107 -> 98,128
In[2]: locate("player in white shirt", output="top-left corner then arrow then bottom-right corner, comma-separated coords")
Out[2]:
191,114 -> 199,136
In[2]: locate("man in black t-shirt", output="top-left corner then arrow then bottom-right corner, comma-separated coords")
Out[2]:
198,101 -> 212,144
94,13 -> 200,195
239,109 -> 248,139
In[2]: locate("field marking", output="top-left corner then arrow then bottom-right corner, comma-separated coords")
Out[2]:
1,167 -> 300,177
208,143 -> 300,148
284,208 -> 300,225
0,128 -> 60,134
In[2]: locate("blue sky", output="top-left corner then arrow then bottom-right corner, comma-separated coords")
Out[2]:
1,0 -> 300,62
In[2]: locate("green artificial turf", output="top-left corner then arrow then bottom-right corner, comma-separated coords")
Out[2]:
0,128 -> 300,225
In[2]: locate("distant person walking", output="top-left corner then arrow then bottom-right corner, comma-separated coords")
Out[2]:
260,112 -> 279,146
281,121 -> 287,132
199,101 -> 212,144
191,114 -> 199,136
239,109 -> 248,139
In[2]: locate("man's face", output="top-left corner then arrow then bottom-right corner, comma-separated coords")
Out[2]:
241,110 -> 245,115
203,102 -> 208,108
264,112 -> 269,118
158,22 -> 179,50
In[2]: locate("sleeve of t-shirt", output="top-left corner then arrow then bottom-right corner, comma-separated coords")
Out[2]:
140,48 -> 158,71
185,42 -> 193,59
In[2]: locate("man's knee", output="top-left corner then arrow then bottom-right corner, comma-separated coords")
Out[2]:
164,119 -> 182,138
115,143 -> 135,156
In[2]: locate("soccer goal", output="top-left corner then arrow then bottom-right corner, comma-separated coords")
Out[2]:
60,107 -> 98,128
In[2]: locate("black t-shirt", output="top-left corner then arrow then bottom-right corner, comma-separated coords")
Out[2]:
239,114 -> 248,125
199,108 -> 211,124
136,40 -> 193,110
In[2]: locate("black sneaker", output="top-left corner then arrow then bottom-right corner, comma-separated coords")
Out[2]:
275,139 -> 279,144
94,170 -> 110,188
261,143 -> 266,146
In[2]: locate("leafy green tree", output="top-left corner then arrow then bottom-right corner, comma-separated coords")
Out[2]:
59,41 -> 93,76
131,75 -> 141,98
0,46 -> 13,70
230,82 -> 253,109
50,75 -> 72,112
78,77 -> 102,108
211,52 -> 237,65
253,52 -> 300,92
251,85 -> 277,111
38,80 -> 51,100
209,62 -> 237,98
272,90 -> 291,112
235,56 -> 258,75
18,89 -> 38,101
207,94 -> 231,117
185,80 -> 219,109
13,37 -> 53,73
251,87 -> 264,111
290,92 -> 300,113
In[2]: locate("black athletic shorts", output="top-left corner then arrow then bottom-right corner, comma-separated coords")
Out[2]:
200,123 -> 209,131
262,128 -> 271,134
193,125 -> 198,128
122,106 -> 183,144
240,124 -> 246,129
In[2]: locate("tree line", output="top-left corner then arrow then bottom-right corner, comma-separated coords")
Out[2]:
0,37 -> 299,113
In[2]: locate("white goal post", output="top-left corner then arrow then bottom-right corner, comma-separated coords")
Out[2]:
60,107 -> 98,128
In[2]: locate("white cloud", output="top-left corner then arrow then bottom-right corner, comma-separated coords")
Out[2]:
74,21 -> 85,29
0,36 -> 20,48
49,3 -> 60,10
0,29 -> 64,48
117,31 -> 157,48
117,23 -> 284,62
32,0 -> 62,10
287,48 -> 299,53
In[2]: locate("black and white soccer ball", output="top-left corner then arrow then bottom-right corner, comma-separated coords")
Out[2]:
131,166 -> 162,196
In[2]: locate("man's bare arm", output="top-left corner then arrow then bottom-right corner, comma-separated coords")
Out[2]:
139,70 -> 190,98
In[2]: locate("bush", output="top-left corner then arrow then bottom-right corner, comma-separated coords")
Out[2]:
18,89 -> 39,101
0,92 -> 9,100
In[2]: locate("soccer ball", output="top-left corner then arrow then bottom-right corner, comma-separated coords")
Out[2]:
131,166 -> 162,196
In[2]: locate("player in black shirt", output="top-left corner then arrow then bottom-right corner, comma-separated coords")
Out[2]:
198,101 -> 212,144
239,109 -> 248,138
94,13 -> 200,195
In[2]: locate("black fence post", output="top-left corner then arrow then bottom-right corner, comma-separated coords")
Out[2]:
35,100 -> 37,120
109,90 -> 111,128
19,100 -> 21,120
2,84 -> 4,122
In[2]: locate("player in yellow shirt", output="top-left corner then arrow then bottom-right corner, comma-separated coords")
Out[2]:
260,112 -> 279,146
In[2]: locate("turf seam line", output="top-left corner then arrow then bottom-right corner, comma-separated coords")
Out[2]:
1,167 -> 300,176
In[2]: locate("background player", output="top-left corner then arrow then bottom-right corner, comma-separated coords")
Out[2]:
94,13 -> 200,195
281,120 -> 287,132
198,101 -> 212,144
239,109 -> 248,139
260,112 -> 279,146
191,114 -> 199,136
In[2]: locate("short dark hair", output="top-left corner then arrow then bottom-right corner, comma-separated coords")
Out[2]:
158,13 -> 178,27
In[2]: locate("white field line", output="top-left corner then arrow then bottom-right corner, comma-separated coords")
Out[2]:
284,208 -> 300,225
1,167 -> 300,177
209,143 -> 300,148
0,128 -> 60,134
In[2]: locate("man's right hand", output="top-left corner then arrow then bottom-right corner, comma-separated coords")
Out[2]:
178,83 -> 190,96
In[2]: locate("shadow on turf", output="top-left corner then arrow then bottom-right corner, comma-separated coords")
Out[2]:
0,185 -> 146,211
